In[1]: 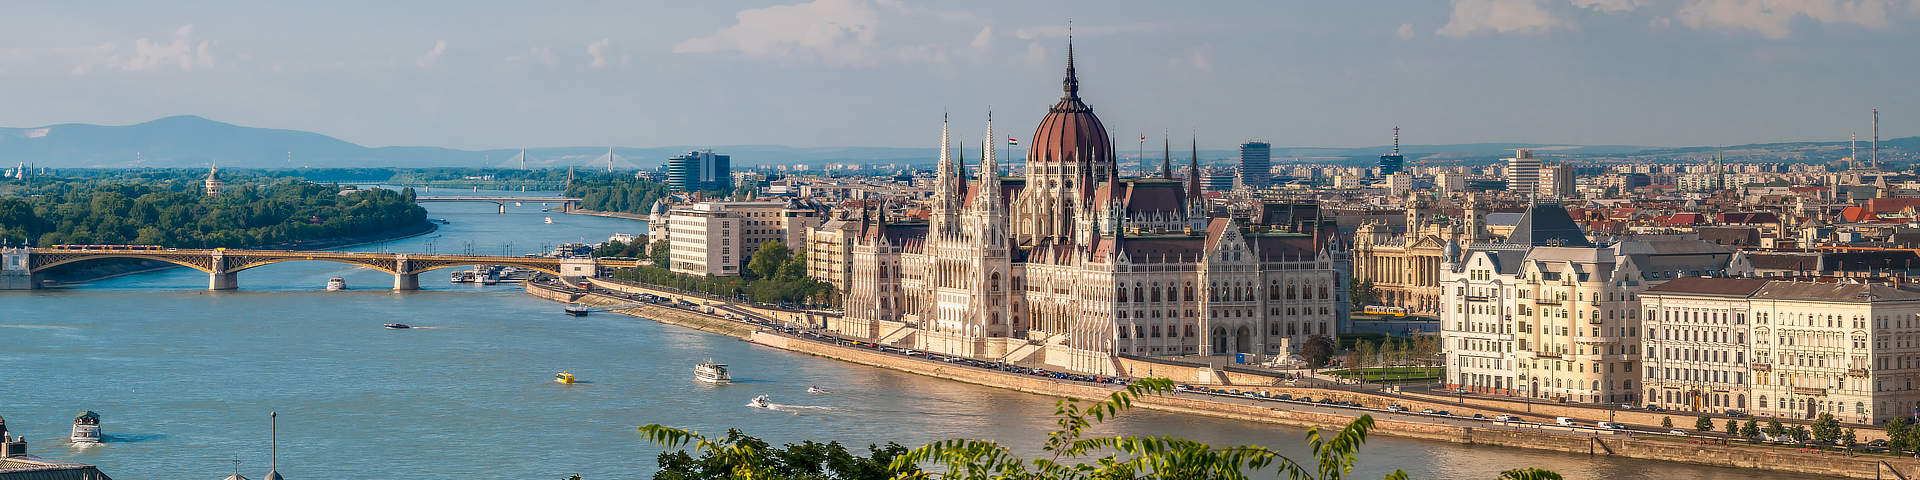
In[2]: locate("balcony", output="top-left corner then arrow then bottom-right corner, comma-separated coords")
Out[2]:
1849,368 -> 1869,377
1466,295 -> 1491,303
1535,298 -> 1562,306
1751,363 -> 1771,372
1534,352 -> 1563,359
1793,386 -> 1827,396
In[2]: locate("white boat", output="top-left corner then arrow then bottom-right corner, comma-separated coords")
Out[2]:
694,361 -> 731,384
543,216 -> 554,224
326,277 -> 346,291
71,411 -> 101,444
807,385 -> 827,394
746,395 -> 772,409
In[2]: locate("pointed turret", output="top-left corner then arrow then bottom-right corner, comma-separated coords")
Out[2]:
1161,135 -> 1173,179
1062,33 -> 1079,101
1186,137 -> 1201,199
934,114 -> 957,213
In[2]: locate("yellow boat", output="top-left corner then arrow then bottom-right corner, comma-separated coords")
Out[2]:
554,371 -> 576,384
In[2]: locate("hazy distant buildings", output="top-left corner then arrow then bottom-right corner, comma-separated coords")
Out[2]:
204,164 -> 224,196
1239,141 -> 1271,189
1540,164 -> 1575,199
1379,126 -> 1405,176
665,150 -> 732,192
1505,149 -> 1541,197
1435,173 -> 1466,194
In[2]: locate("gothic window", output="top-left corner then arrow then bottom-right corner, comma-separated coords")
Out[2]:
1118,288 -> 1128,303
1151,285 -> 1162,302
1185,283 -> 1194,301
1167,286 -> 1178,302
1287,284 -> 1297,300
1151,326 -> 1162,338
1320,285 -> 1330,299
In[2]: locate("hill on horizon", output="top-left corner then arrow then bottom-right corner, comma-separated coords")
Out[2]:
0,115 -> 1909,169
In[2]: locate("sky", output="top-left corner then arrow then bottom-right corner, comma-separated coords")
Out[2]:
0,0 -> 1916,151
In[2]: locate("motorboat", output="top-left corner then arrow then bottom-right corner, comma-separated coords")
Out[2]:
807,385 -> 827,394
694,361 -> 731,384
384,323 -> 411,329
565,304 -> 591,316
746,395 -> 772,409
326,277 -> 346,291
70,411 -> 101,444
554,371 -> 576,384
544,216 -> 554,224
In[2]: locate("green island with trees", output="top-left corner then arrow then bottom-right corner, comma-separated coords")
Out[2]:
0,171 -> 427,248
597,237 -> 835,307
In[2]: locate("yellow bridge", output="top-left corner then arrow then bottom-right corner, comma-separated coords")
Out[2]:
0,247 -> 639,290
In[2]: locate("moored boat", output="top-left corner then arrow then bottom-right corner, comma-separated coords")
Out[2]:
326,277 -> 346,291
564,304 -> 590,316
694,361 -> 730,384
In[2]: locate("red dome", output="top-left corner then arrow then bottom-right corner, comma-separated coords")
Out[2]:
1027,44 -> 1113,167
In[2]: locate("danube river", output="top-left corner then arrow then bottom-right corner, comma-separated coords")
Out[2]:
0,190 -> 1834,479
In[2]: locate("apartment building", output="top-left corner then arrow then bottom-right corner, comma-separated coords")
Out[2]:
1643,277 -> 1920,424
664,200 -> 823,276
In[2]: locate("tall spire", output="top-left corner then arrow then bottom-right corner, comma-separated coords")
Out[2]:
980,109 -> 1002,206
1062,26 -> 1079,100
1161,134 -> 1173,180
1187,136 -> 1201,199
936,113 -> 955,207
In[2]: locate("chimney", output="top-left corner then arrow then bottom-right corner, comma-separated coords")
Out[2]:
1,435 -> 25,459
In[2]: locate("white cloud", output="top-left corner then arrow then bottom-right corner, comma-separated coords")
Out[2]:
674,0 -> 889,66
416,39 -> 447,68
121,25 -> 216,72
1022,42 -> 1046,66
587,38 -> 611,68
1168,45 -> 1213,72
8,25 -> 216,75
1670,0 -> 1897,39
505,46 -> 557,67
1397,23 -> 1416,39
970,26 -> 994,51
1569,0 -> 1649,13
1012,23 -> 1174,40
1436,0 -> 1568,37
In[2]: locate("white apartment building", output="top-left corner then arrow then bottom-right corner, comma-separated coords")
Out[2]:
665,200 -> 823,277
1505,149 -> 1541,198
1442,204 -> 1738,404
1643,278 -> 1920,424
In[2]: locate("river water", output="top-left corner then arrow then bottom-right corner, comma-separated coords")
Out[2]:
0,189 -> 1832,479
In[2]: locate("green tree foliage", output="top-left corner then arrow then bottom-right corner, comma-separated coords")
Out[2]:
0,176 -> 425,247
1725,419 -> 1739,437
1300,335 -> 1338,369
1695,416 -> 1714,433
566,177 -> 672,214
647,428 -> 911,480
1499,469 -> 1564,480
1349,278 -> 1379,309
1740,419 -> 1759,442
594,238 -> 647,258
650,242 -> 672,268
640,378 -> 1453,480
1660,417 -> 1672,429
1843,428 -> 1858,449
1764,419 -> 1786,442
611,241 -> 832,306
1811,413 -> 1841,444
1790,425 -> 1810,443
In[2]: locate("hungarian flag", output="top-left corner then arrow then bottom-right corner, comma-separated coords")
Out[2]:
1007,138 -> 1019,146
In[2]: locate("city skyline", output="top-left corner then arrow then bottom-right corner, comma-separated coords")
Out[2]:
1,1 -> 1915,151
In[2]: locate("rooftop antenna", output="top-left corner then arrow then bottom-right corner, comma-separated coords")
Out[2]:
1393,126 -> 1401,155
1851,131 -> 1858,170
265,411 -> 281,480
1872,108 -> 1879,170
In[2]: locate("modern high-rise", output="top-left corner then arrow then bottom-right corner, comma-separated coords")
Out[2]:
1239,141 -> 1271,189
665,150 -> 732,192
1505,149 -> 1541,197
664,200 -> 822,276
1540,164 -> 1575,199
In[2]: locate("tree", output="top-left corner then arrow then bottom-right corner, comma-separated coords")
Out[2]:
1301,335 -> 1338,369
1843,428 -> 1858,450
648,428 -> 909,480
1888,418 -> 1912,453
1353,341 -> 1377,376
638,378 -> 1460,480
1811,413 -> 1841,444
1791,425 -> 1811,443
1725,419 -> 1739,437
1764,419 -> 1786,442
1741,419 -> 1760,442
649,242 -> 672,268
746,241 -> 792,280
1661,417 -> 1672,429
1695,416 -> 1714,433
1350,278 -> 1380,309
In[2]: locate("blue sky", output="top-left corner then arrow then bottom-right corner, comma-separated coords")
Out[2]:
0,1 -> 1914,151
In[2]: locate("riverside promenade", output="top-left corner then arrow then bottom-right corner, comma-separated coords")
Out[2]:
524,278 -> 1920,479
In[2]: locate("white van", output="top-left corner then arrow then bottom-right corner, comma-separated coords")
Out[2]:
1555,417 -> 1577,426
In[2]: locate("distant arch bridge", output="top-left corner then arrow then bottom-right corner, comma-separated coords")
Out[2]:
414,196 -> 582,214
0,246 -> 637,290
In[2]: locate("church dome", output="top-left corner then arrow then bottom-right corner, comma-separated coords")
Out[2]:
1027,41 -> 1113,167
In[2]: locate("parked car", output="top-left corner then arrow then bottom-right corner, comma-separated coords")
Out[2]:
1668,429 -> 1688,435
1387,404 -> 1407,412
1597,421 -> 1625,429
1421,408 -> 1437,414
1555,417 -> 1577,426
1494,414 -> 1515,422
1725,409 -> 1748,417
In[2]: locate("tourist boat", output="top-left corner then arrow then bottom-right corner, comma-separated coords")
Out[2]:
450,271 -> 475,283
807,385 -> 826,394
543,216 -> 554,224
383,323 -> 411,329
554,371 -> 576,384
70,411 -> 101,444
326,277 -> 346,291
565,304 -> 590,316
694,361 -> 731,384
746,395 -> 772,409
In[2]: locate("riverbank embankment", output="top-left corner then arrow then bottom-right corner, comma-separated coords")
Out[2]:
524,279 -> 1920,480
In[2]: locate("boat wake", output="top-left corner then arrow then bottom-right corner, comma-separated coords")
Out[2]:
0,324 -> 86,330
767,403 -> 839,413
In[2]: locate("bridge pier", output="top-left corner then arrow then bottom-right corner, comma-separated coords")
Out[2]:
209,272 -> 237,290
1,247 -> 37,290
496,202 -> 506,214
393,273 -> 419,291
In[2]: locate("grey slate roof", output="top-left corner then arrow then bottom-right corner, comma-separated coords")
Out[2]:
1503,204 -> 1594,247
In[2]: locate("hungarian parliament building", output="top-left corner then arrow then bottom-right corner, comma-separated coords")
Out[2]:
818,44 -> 1350,375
